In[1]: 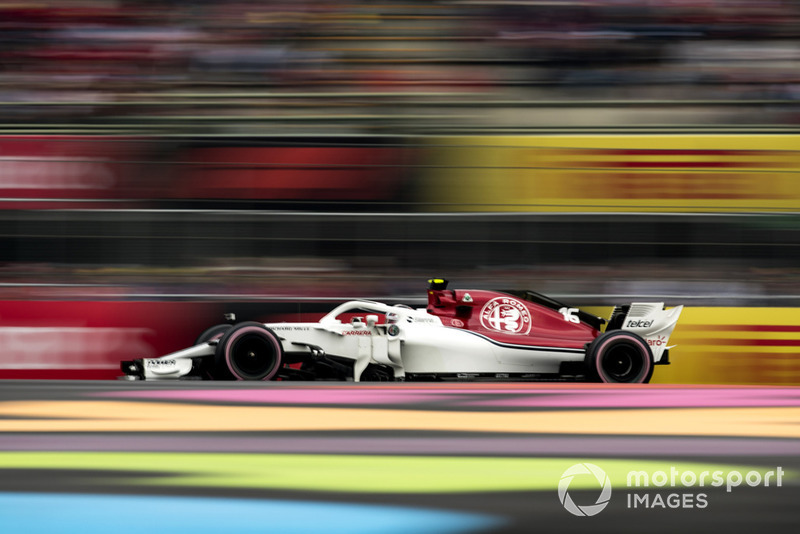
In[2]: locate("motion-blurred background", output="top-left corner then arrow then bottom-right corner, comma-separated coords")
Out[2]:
1,0 -> 799,383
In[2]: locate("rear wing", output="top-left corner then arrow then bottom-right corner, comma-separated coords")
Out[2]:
609,303 -> 683,363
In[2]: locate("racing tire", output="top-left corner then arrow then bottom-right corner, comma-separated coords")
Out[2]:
585,330 -> 653,384
215,322 -> 283,381
194,324 -> 232,345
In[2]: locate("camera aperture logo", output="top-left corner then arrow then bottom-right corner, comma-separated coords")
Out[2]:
558,463 -> 612,517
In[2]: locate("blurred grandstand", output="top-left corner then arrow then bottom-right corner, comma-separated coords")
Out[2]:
0,0 -> 799,307
2,0 -> 800,133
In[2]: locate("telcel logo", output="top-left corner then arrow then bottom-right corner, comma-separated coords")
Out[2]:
626,319 -> 654,328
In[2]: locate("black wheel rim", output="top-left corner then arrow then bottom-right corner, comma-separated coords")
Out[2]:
601,342 -> 644,382
231,334 -> 277,378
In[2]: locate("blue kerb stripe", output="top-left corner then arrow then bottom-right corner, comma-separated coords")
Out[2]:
0,493 -> 503,534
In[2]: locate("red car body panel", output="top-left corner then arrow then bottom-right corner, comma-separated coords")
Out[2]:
426,288 -> 599,350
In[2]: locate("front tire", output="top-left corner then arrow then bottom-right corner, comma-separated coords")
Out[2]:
215,322 -> 283,380
586,330 -> 653,384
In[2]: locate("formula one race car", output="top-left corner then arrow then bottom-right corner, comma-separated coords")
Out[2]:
121,279 -> 683,383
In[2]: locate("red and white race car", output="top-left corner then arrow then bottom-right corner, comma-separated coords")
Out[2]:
121,279 -> 682,383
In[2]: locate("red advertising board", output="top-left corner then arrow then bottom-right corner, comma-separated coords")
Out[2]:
168,146 -> 410,201
0,301 -> 223,379
0,137 -> 413,207
0,136 -> 147,209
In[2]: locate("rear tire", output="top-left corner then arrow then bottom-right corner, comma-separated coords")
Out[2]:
215,322 -> 283,381
586,330 -> 653,384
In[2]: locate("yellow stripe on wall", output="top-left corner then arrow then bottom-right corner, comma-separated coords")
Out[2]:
422,135 -> 800,212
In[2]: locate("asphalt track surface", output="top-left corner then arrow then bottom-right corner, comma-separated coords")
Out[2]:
0,381 -> 799,533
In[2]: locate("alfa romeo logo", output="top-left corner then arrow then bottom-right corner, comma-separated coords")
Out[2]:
558,463 -> 612,517
479,297 -> 531,335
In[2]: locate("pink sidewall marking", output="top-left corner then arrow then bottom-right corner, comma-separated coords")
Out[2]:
595,334 -> 652,384
224,326 -> 282,381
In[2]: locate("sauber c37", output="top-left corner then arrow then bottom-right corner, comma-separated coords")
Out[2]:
121,279 -> 683,383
